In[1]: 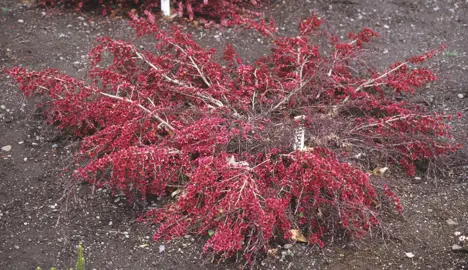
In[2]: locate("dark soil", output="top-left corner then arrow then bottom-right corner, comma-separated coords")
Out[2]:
1,0 -> 468,269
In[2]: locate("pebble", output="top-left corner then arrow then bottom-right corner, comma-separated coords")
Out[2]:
0,105 -> 5,110
458,94 -> 465,99
446,219 -> 459,226
159,245 -> 165,253
52,144 -> 58,148
1,145 -> 12,152
24,158 -> 28,161
383,24 -> 390,29
452,244 -> 463,252
405,252 -> 415,258
283,244 -> 293,249
18,19 -> 24,23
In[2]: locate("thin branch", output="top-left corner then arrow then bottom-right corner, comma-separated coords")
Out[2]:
130,45 -> 224,108
342,61 -> 408,103
99,92 -> 176,132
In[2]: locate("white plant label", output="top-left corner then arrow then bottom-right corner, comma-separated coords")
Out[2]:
161,0 -> 171,17
293,115 -> 305,151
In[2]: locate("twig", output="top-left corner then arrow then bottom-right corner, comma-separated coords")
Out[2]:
342,61 -> 408,103
99,92 -> 176,132
350,114 -> 421,132
130,45 -> 224,108
266,79 -> 312,115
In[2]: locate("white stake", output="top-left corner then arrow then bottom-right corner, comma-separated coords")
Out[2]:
293,115 -> 306,151
161,0 -> 171,17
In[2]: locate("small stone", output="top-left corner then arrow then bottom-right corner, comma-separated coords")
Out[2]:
458,94 -> 465,99
0,105 -> 5,110
452,244 -> 463,252
96,216 -> 100,220
108,221 -> 112,226
405,252 -> 415,258
114,197 -> 120,203
18,141 -> 24,145
446,219 -> 459,226
159,245 -> 165,253
283,244 -> 293,249
24,157 -> 28,162
18,19 -> 24,23
52,144 -> 58,148
78,16 -> 85,21
1,145 -> 12,152
455,231 -> 462,236
383,24 -> 390,29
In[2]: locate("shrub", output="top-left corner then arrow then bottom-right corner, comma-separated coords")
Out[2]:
7,12 -> 459,262
38,0 -> 264,24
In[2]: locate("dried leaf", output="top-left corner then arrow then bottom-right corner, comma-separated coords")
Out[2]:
208,229 -> 215,237
372,166 -> 388,176
267,248 -> 277,257
290,229 -> 308,243
171,189 -> 182,197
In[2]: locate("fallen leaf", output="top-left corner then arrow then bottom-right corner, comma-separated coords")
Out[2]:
208,229 -> 215,237
372,166 -> 388,176
267,248 -> 277,257
171,189 -> 182,197
290,229 -> 308,243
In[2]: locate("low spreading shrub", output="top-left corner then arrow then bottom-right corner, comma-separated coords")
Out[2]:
7,12 -> 460,262
38,0 -> 264,24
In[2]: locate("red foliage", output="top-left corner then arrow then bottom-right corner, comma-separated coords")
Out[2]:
38,0 -> 265,24
7,13 -> 460,261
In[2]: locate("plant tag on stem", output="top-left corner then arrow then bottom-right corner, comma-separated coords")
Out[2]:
161,0 -> 171,16
294,115 -> 306,151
